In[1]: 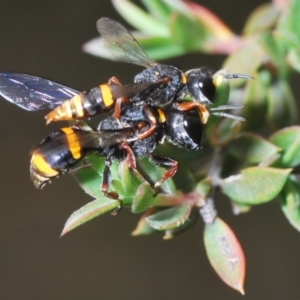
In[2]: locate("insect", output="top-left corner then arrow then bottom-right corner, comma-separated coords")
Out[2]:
30,90 -> 246,203
30,99 -> 213,202
0,18 -> 251,126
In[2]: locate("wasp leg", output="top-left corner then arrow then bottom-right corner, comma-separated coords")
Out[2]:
101,158 -> 123,215
118,142 -> 153,187
107,76 -> 122,85
113,97 -> 130,121
150,154 -> 178,190
136,106 -> 157,140
107,77 -> 129,122
175,101 -> 210,124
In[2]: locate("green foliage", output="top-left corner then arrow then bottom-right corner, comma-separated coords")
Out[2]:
70,0 -> 300,293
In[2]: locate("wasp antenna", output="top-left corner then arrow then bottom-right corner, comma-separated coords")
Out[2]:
210,104 -> 244,111
224,73 -> 253,80
211,111 -> 246,121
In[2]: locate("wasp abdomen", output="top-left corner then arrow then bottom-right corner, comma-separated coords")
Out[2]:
30,128 -> 87,188
45,84 -> 115,124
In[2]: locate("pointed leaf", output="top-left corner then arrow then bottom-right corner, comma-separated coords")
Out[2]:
269,126 -> 300,167
243,3 -> 280,35
131,182 -> 156,213
287,48 -> 300,73
140,0 -> 171,22
221,167 -> 292,204
138,35 -> 185,60
223,40 -> 264,83
204,217 -> 245,294
145,203 -> 191,230
179,2 -> 235,40
132,208 -> 158,236
278,0 -> 300,45
170,13 -> 208,51
118,160 -> 141,196
242,70 -> 269,131
210,119 -> 242,147
72,165 -> 103,199
279,175 -> 300,232
231,202 -> 252,215
61,198 -> 120,235
228,133 -> 280,165
195,177 -> 212,199
163,208 -> 199,240
259,33 -> 287,75
153,192 -> 204,207
112,0 -> 169,36
138,157 -> 177,195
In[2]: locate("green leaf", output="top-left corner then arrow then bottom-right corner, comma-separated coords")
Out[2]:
170,13 -> 208,51
221,167 -> 292,205
287,48 -> 300,73
204,217 -> 245,294
259,32 -> 288,77
209,119 -> 242,147
231,202 -> 252,215
138,35 -> 185,60
223,40 -> 264,83
61,197 -> 120,235
131,182 -> 156,213
228,133 -> 280,165
138,157 -> 177,195
195,177 -> 212,199
270,126 -> 300,168
242,70 -> 270,131
140,0 -> 171,22
163,208 -> 199,239
131,208 -> 158,236
145,203 -> 191,230
278,0 -> 300,46
266,80 -> 298,129
279,175 -> 300,232
243,3 -> 280,35
86,155 -> 105,174
72,165 -> 103,199
112,0 -> 169,36
117,160 -> 141,196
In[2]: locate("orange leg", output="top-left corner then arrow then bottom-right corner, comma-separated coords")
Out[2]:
175,102 -> 210,124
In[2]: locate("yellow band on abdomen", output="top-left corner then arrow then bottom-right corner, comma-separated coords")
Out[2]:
100,84 -> 114,107
31,154 -> 59,177
61,128 -> 82,159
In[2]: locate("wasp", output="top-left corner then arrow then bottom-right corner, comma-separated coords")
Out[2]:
30,94 -> 245,204
0,18 -> 251,127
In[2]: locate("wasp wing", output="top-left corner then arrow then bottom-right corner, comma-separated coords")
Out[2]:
79,126 -> 139,149
31,126 -> 139,166
0,73 -> 79,111
97,18 -> 156,68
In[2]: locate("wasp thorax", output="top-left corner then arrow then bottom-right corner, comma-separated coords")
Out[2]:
185,68 -> 216,105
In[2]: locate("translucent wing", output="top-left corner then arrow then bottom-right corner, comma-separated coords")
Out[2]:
33,126 -> 139,156
85,126 -> 139,148
0,73 -> 79,111
97,18 -> 156,68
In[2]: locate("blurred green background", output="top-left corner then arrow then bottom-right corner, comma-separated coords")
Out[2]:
0,0 -> 299,299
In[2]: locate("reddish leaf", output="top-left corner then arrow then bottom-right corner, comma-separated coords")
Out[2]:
204,217 -> 245,294
61,198 -> 120,236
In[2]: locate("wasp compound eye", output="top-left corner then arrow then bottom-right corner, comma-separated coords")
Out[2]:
166,108 -> 205,151
185,68 -> 216,105
183,113 -> 205,149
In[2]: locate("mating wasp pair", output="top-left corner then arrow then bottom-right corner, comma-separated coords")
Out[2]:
0,18 -> 250,205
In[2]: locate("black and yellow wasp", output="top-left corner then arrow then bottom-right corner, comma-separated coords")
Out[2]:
0,18 -> 250,126
0,18 -> 250,203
